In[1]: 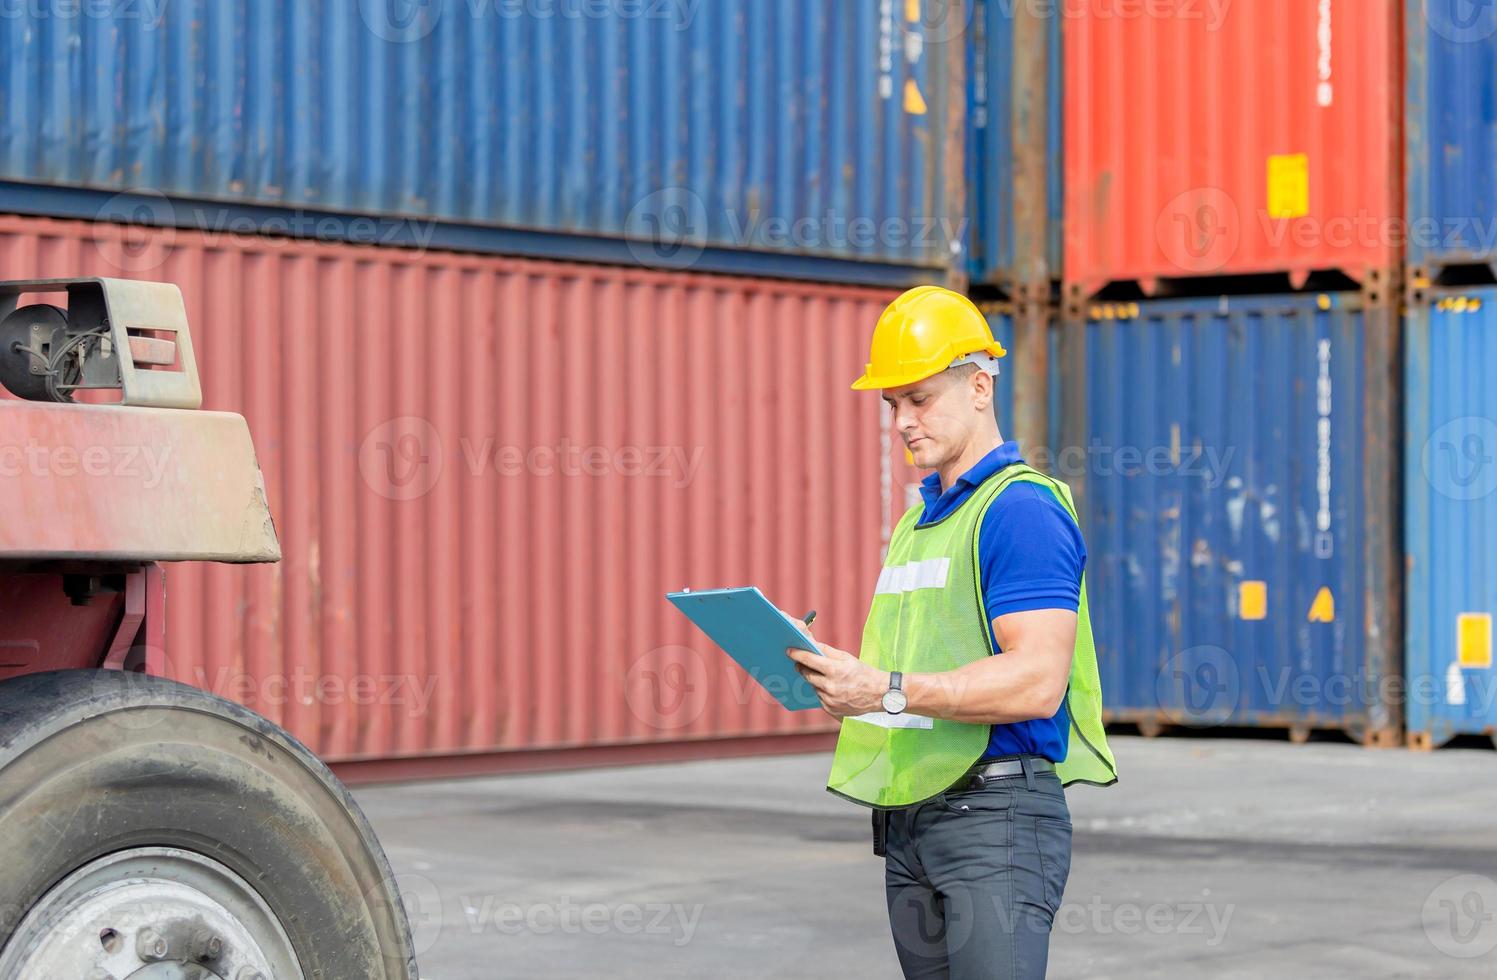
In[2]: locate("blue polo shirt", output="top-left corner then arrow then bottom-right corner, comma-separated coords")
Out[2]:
915,441 -> 1085,762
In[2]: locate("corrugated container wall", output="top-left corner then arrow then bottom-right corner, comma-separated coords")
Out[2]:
0,215 -> 899,765
1405,288 -> 1497,748
1406,0 -> 1497,280
965,0 -> 1061,291
0,1 -> 956,280
1063,1 -> 1401,300
1065,294 -> 1399,744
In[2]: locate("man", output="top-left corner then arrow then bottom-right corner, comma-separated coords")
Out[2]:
787,285 -> 1116,979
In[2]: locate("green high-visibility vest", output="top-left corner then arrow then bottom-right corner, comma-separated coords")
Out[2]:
827,463 -> 1118,809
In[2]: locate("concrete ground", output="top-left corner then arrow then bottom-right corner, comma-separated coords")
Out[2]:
354,735 -> 1497,979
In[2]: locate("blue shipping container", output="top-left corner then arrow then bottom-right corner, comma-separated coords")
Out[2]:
989,308 -> 1017,423
1405,288 -> 1497,747
989,305 -> 1061,466
986,303 -> 1060,464
0,0 -> 956,284
1069,295 -> 1397,742
965,0 -> 1061,289
1406,0 -> 1497,277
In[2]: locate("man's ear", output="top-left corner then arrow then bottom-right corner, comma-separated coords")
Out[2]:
970,368 -> 994,412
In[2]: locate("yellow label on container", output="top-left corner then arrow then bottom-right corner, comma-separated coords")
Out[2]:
903,79 -> 927,115
1239,581 -> 1268,621
905,0 -> 920,22
1458,613 -> 1492,668
1267,154 -> 1310,219
1308,587 -> 1334,623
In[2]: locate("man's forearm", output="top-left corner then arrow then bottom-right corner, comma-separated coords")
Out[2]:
902,650 -> 1067,724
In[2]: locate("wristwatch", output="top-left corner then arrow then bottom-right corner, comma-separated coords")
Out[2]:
882,671 -> 907,714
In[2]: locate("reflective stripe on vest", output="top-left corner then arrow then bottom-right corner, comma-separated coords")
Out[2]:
826,463 -> 1118,809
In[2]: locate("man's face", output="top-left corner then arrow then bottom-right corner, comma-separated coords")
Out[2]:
882,368 -> 990,471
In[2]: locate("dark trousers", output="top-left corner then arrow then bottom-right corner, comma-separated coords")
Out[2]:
881,763 -> 1072,979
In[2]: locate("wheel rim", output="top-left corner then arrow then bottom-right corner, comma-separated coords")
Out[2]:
0,846 -> 304,979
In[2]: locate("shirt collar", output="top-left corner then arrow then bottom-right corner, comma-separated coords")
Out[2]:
918,441 -> 1026,512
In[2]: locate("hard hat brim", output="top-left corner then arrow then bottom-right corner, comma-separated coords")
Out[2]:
849,340 -> 1007,391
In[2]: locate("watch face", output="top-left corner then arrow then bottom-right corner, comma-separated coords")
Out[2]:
882,688 -> 908,714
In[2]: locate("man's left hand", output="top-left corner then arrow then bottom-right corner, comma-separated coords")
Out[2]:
785,643 -> 887,719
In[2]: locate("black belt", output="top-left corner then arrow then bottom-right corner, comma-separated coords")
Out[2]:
947,756 -> 1055,793
872,755 -> 1057,856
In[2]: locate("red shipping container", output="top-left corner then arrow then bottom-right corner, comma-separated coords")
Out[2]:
0,215 -> 903,775
1062,0 -> 1401,301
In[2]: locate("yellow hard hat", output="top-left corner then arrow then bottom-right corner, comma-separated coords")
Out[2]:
851,285 -> 1006,390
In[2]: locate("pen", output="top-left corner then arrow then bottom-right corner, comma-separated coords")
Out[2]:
802,610 -> 817,628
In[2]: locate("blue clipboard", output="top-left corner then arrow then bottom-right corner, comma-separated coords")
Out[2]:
666,586 -> 823,711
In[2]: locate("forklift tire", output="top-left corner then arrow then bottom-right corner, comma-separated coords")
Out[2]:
0,669 -> 418,979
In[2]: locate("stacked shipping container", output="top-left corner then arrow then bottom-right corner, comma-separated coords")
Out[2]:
0,215 -> 902,770
0,1 -> 1077,772
1405,289 -> 1497,748
9,0 -> 1494,758
1406,0 -> 1497,283
0,0 -> 1056,291
965,0 -> 1062,293
1056,1 -> 1405,742
0,1 -> 959,285
1404,1 -> 1497,748
0,1 -> 1065,772
1062,0 -> 1402,302
1065,295 -> 1397,744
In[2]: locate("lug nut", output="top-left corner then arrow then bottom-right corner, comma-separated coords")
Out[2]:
192,929 -> 224,961
135,927 -> 169,961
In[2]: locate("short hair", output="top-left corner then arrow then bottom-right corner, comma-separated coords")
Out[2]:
946,363 -> 994,386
